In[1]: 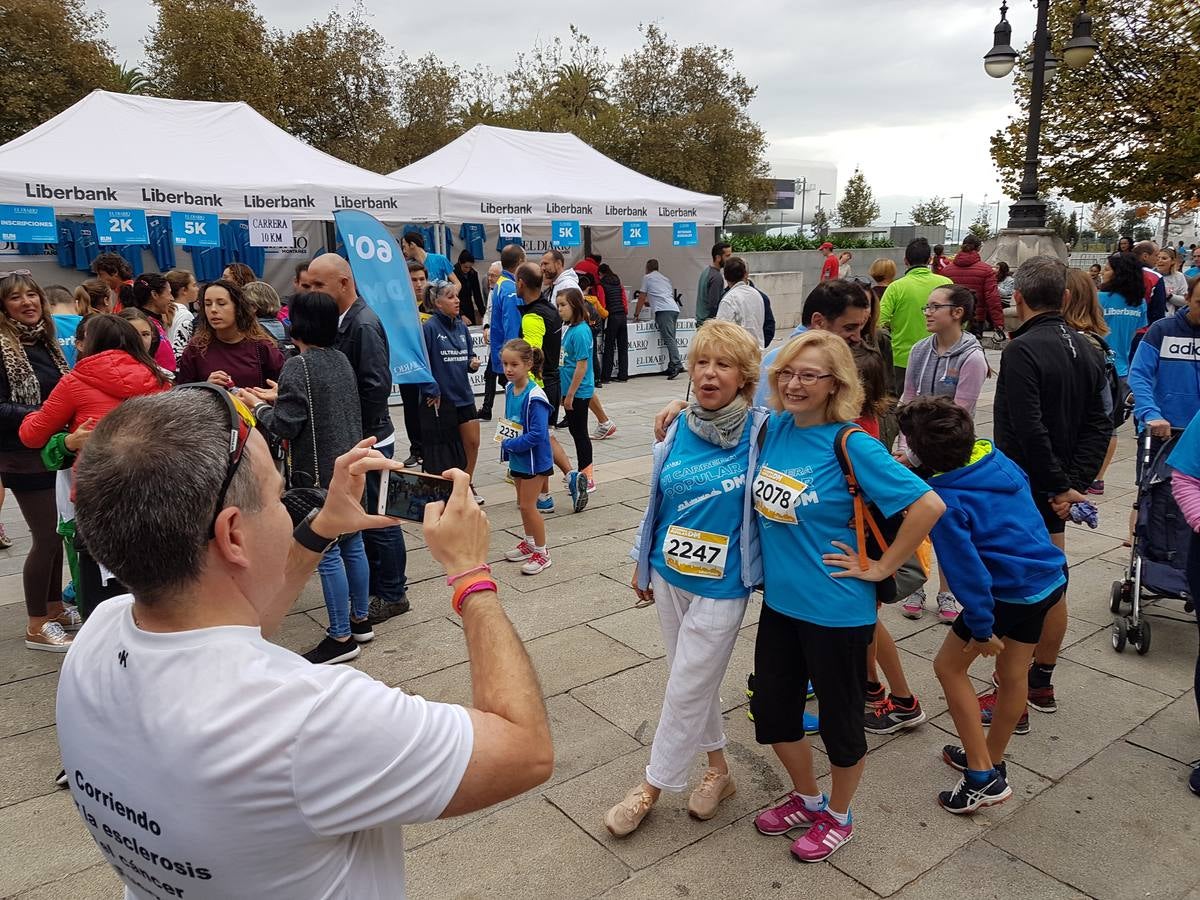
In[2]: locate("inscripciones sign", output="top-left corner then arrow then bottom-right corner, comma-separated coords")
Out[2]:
0,204 -> 56,243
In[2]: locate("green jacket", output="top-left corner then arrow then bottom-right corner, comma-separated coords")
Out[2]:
879,266 -> 953,368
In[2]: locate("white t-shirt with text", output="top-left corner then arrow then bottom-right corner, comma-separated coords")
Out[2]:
56,596 -> 473,900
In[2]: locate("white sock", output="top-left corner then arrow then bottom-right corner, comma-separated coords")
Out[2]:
538,492 -> 552,501
800,792 -> 825,812
524,535 -> 534,546
826,807 -> 851,826
534,544 -> 547,555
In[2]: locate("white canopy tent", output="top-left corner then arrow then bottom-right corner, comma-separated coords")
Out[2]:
389,125 -> 723,227
0,91 -> 438,220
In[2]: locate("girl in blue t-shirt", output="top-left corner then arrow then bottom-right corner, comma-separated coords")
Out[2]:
556,288 -> 594,513
749,330 -> 942,863
604,321 -> 766,839
1093,252 -> 1147,493
498,339 -> 554,576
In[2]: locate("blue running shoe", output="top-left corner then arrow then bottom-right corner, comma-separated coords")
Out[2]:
806,680 -> 815,700
536,494 -> 555,513
568,471 -> 589,514
804,712 -> 820,735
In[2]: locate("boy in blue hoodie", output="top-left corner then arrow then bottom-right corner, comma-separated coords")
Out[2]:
898,397 -> 1067,814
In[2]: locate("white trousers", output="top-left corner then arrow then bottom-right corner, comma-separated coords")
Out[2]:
645,570 -> 749,792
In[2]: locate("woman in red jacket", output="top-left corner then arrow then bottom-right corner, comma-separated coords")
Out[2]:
19,314 -> 172,449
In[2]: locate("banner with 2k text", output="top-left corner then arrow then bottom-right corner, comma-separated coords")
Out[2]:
333,210 -> 434,387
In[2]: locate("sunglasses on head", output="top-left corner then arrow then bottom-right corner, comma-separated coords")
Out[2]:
0,269 -> 33,278
176,383 -> 257,537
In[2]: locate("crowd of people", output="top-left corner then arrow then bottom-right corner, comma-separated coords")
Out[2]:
0,228 -> 1195,896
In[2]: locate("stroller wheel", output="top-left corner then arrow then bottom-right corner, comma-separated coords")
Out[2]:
1109,581 -> 1125,615
1132,617 -> 1152,656
1111,618 -> 1127,653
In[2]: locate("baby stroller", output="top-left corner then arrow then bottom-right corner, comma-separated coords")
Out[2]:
1110,430 -> 1196,655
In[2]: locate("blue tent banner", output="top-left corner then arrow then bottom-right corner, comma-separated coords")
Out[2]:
170,211 -> 220,248
622,221 -> 650,247
334,210 -> 434,387
672,222 -> 699,247
95,208 -> 148,245
551,220 -> 581,247
0,204 -> 57,243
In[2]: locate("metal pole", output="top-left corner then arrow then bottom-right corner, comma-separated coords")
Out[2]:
798,177 -> 807,233
1007,0 -> 1050,229
958,195 -> 964,242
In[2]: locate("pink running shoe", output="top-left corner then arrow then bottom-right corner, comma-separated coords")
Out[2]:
754,792 -> 826,835
790,811 -> 853,863
505,540 -> 534,562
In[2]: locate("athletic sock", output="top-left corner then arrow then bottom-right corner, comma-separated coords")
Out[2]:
966,768 -> 995,787
1028,663 -> 1055,689
534,544 -> 547,555
537,493 -> 551,502
890,694 -> 915,708
826,807 -> 851,827
799,792 -> 825,812
524,535 -> 535,546
865,680 -> 882,693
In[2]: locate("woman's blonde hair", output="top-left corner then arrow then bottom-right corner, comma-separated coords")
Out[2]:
767,330 -> 864,423
242,281 -> 282,318
868,257 -> 896,284
687,320 -> 761,402
1063,268 -> 1109,337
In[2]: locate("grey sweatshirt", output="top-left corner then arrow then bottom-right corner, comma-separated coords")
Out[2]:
901,331 -> 988,413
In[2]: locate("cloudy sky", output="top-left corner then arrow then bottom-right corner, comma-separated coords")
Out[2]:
97,0 -> 1023,234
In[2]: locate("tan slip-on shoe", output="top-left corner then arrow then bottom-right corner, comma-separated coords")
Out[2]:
687,768 -> 736,820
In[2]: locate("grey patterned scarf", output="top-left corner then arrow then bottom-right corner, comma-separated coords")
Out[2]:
684,395 -> 750,449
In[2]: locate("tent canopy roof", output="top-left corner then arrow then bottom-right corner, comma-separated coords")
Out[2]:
391,125 -> 723,227
0,91 -> 437,220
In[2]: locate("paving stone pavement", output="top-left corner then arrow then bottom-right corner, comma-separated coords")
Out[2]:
0,347 -> 1197,899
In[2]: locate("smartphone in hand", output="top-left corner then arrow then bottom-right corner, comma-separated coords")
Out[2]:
370,469 -> 454,521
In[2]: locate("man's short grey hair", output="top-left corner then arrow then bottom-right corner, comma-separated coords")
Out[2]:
1013,256 -> 1067,311
75,390 -> 264,603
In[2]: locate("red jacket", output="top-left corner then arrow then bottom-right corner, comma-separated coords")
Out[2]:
19,349 -> 169,448
573,258 -> 606,310
946,250 -> 1004,330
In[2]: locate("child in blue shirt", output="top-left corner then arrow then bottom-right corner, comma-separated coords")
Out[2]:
899,396 -> 1067,815
499,339 -> 554,575
46,286 -> 83,368
556,287 -> 595,513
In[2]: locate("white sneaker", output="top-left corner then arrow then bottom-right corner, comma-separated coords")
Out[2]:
593,419 -> 618,440
521,550 -> 552,575
937,592 -> 960,624
505,540 -> 534,562
54,606 -> 83,632
901,587 -> 926,619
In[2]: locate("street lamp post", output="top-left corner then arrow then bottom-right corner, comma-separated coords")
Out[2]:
950,194 -> 964,243
984,1 -> 1098,230
816,190 -> 830,238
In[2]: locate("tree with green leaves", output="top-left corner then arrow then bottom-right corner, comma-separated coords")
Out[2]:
1117,206 -> 1151,241
990,0 -> 1199,220
910,196 -> 953,227
968,206 -> 992,240
0,0 -> 118,144
145,0 -> 279,115
811,207 -> 831,239
272,7 -> 398,170
111,64 -> 156,96
1087,203 -> 1119,241
835,169 -> 880,228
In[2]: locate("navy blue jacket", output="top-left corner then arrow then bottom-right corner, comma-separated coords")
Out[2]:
421,310 -> 475,407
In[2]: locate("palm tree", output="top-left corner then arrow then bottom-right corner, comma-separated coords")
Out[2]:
548,63 -> 608,120
111,63 -> 156,96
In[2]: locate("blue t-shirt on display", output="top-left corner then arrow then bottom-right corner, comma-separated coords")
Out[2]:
227,220 -> 265,277
496,233 -> 524,252
561,322 -> 594,399
118,244 -> 146,278
147,216 -> 176,272
74,221 -> 100,272
1099,291 -> 1147,377
459,223 -> 486,260
56,220 -> 76,269
754,416 -> 930,628
16,242 -> 47,256
423,252 -> 454,282
191,243 -> 226,282
649,423 -> 751,599
53,314 -> 83,367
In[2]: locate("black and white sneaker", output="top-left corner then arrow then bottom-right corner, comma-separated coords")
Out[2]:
303,636 -> 361,665
938,771 -> 1012,814
365,594 -> 410,625
55,768 -> 68,788
863,695 -> 926,734
350,619 -> 375,643
941,745 -> 1007,780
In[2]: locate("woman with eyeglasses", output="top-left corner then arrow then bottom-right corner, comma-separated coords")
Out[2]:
0,272 -> 74,650
421,279 -> 481,484
238,292 -> 369,665
177,280 -> 283,390
747,330 -> 941,863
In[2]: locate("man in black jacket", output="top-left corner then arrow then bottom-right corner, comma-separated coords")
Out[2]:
306,254 -> 409,623
992,255 -> 1111,715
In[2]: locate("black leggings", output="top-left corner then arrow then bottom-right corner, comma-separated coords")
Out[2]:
12,488 -> 62,618
481,362 -> 500,413
565,399 -> 592,472
398,384 -> 423,458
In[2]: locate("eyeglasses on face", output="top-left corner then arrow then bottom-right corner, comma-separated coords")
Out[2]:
922,303 -> 957,313
776,370 -> 834,386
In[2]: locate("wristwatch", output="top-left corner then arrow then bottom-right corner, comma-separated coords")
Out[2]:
293,508 -> 338,553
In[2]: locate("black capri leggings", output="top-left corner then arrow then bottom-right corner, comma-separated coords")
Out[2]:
565,398 -> 592,472
11,487 -> 63,619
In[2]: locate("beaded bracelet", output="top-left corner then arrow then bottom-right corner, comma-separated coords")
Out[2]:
446,563 -> 492,587
452,576 -> 498,617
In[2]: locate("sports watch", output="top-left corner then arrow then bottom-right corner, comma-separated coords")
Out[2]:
293,508 -> 338,554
